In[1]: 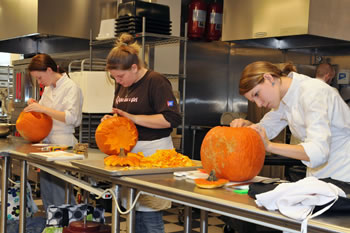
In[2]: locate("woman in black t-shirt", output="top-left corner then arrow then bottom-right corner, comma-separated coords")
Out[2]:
101,33 -> 181,233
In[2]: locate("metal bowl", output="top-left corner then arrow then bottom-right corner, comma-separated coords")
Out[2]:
0,123 -> 15,137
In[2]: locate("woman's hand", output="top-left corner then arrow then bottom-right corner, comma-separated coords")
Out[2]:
230,118 -> 253,127
101,114 -> 113,122
23,102 -> 46,113
27,98 -> 37,105
249,124 -> 270,150
112,108 -> 134,121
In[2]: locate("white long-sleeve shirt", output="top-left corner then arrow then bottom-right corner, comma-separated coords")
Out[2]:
39,73 -> 83,136
259,72 -> 350,181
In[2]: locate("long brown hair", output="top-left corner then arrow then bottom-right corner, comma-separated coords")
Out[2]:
106,33 -> 143,71
28,53 -> 65,74
239,61 -> 296,95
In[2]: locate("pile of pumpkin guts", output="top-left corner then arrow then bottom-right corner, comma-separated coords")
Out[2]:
104,148 -> 194,168
95,116 -> 194,168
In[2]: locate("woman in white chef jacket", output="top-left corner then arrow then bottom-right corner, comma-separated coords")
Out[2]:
230,61 -> 350,182
24,53 -> 83,212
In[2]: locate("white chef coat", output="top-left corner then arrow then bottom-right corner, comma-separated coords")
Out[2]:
259,72 -> 350,181
39,73 -> 83,146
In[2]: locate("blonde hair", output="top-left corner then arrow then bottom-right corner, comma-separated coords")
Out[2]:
239,61 -> 296,95
106,33 -> 143,71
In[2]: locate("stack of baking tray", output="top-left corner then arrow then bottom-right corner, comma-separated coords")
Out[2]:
116,0 -> 172,35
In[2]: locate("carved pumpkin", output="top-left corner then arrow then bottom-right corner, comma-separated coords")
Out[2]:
16,112 -> 53,142
200,126 -> 265,182
95,116 -> 138,155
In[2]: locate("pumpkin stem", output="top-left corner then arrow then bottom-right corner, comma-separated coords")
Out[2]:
119,148 -> 126,157
207,170 -> 218,181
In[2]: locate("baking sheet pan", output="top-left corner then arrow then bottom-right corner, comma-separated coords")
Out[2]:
71,159 -> 202,176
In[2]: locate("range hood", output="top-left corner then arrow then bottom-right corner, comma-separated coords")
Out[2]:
0,0 -> 103,54
222,0 -> 350,50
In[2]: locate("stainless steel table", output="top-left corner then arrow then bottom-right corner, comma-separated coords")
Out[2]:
2,136 -> 350,233
0,137 -> 199,233
116,174 -> 350,233
0,138 -> 116,233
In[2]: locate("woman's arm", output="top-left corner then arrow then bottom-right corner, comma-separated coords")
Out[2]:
266,142 -> 309,161
113,108 -> 170,128
250,124 -> 310,161
23,103 -> 66,122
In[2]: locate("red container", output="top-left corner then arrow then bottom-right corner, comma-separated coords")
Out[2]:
205,0 -> 223,41
188,0 -> 207,39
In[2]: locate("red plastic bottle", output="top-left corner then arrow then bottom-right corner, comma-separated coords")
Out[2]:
205,0 -> 223,41
188,0 -> 207,39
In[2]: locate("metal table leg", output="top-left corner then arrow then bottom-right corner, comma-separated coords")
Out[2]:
184,206 -> 192,233
127,187 -> 136,233
19,160 -> 28,233
200,209 -> 208,233
0,155 -> 10,233
111,184 -> 121,233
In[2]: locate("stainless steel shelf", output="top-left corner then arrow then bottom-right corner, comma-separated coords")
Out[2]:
163,73 -> 186,79
91,33 -> 186,48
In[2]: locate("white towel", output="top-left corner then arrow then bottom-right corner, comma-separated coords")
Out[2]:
255,177 -> 346,233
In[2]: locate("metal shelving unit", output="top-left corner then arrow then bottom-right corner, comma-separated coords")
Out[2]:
0,65 -> 14,122
89,19 -> 187,153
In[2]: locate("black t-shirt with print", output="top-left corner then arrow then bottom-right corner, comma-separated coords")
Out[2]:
113,70 -> 181,141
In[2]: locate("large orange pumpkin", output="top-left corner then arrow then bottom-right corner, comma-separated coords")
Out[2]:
200,126 -> 265,181
16,112 -> 53,143
95,116 -> 138,155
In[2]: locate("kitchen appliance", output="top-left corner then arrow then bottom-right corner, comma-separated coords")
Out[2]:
11,59 -> 42,128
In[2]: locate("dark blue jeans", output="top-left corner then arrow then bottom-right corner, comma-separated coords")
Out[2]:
135,211 -> 165,233
7,217 -> 46,233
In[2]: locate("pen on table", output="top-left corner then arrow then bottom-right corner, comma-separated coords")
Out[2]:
41,146 -> 72,152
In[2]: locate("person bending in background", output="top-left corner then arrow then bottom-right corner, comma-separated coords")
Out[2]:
24,53 -> 83,212
230,61 -> 350,182
101,33 -> 181,233
315,63 -> 336,84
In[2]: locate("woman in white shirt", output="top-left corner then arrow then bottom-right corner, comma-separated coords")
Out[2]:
24,53 -> 83,211
230,61 -> 350,182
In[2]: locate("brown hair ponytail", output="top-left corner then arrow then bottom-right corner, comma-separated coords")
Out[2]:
239,61 -> 296,95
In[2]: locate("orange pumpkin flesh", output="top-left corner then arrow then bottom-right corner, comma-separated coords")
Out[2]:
194,178 -> 229,189
95,116 -> 138,155
103,149 -> 195,168
16,112 -> 53,143
200,127 -> 265,182
104,152 -> 144,167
